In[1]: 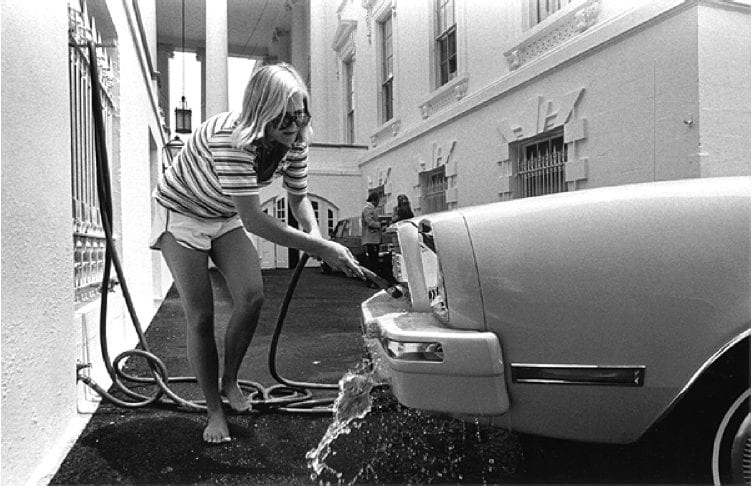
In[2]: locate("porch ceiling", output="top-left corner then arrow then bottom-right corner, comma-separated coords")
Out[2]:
156,0 -> 292,58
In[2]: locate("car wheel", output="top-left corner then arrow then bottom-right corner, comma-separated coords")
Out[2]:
712,388 -> 750,485
320,262 -> 333,274
643,342 -> 749,484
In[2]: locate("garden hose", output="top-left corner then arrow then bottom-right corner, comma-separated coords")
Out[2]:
76,40 -> 400,416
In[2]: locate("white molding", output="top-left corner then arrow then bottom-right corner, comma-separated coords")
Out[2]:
369,117 -> 402,147
504,0 -> 600,71
332,19 -> 357,52
419,73 -> 470,119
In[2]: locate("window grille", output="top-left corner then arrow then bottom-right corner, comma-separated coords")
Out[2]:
69,2 -> 117,304
344,59 -> 355,144
534,0 -> 573,24
380,15 -> 394,123
436,0 -> 457,86
420,166 -> 448,214
515,134 -> 567,198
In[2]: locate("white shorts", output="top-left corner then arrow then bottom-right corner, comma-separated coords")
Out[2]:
149,203 -> 244,252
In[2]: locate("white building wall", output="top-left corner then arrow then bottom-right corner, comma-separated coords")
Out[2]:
320,0 -> 750,214
697,2 -> 751,177
1,0 -> 170,484
1,1 -> 77,486
113,0 -> 169,326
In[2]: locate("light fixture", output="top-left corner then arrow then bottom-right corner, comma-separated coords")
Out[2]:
174,0 -> 192,134
162,135 -> 184,171
164,136 -> 183,162
382,338 -> 444,362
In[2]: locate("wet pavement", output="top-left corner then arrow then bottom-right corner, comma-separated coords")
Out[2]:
51,267 -> 703,485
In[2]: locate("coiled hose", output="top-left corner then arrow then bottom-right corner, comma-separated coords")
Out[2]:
76,40 -> 398,415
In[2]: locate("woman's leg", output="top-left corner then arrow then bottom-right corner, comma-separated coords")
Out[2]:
209,228 -> 264,412
160,233 -> 229,443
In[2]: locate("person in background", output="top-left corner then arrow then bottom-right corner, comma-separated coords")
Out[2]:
361,191 -> 382,287
392,194 -> 414,223
150,63 -> 364,444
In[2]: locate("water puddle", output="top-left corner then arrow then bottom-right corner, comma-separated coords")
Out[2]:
306,360 -> 522,485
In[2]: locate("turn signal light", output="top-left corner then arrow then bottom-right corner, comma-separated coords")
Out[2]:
382,339 -> 444,362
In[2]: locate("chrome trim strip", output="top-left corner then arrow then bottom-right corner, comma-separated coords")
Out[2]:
511,363 -> 646,386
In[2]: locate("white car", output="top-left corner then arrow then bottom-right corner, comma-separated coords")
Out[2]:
361,176 -> 750,485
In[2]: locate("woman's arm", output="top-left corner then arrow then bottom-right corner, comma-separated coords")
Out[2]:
288,192 -> 321,239
232,194 -> 362,277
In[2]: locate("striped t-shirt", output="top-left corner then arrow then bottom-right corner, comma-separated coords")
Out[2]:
154,112 -> 308,219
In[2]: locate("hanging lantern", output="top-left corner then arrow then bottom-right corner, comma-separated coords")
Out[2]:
174,96 -> 192,134
174,0 -> 191,134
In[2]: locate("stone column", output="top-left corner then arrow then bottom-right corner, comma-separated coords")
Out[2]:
195,48 -> 206,121
157,44 -> 173,130
205,0 -> 228,118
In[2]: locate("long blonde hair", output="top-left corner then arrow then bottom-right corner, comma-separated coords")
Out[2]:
231,63 -> 313,148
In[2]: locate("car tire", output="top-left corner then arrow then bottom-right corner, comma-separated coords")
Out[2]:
644,340 -> 749,484
711,388 -> 750,485
320,262 -> 333,274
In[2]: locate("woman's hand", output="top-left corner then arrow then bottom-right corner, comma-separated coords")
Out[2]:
320,241 -> 365,280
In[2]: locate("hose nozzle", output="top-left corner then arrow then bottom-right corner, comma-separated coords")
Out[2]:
361,268 -> 403,299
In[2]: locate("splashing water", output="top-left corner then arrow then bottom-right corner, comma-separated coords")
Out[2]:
305,355 -> 522,484
305,368 -> 379,482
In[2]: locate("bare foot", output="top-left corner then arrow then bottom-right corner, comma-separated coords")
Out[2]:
204,409 -> 231,444
220,379 -> 252,412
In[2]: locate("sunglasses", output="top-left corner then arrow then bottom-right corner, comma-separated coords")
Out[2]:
271,111 -> 311,129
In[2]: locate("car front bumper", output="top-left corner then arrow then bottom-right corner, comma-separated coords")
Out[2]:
361,291 -> 510,416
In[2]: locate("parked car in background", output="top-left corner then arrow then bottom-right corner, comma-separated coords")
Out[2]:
361,176 -> 750,485
320,215 -> 393,279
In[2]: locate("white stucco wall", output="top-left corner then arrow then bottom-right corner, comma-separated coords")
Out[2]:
335,0 -> 749,213
697,3 -> 751,177
110,0 -> 167,325
0,1 -> 78,485
1,0 -> 171,484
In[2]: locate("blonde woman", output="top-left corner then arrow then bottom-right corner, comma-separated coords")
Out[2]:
151,63 -> 364,443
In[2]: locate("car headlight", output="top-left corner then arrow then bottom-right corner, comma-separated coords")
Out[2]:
420,222 -> 449,323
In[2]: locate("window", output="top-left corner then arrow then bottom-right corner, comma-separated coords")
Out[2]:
327,209 -> 335,236
515,132 -> 567,198
276,198 -> 286,221
344,59 -> 355,144
533,0 -> 574,25
435,0 -> 457,87
311,201 -> 319,223
420,166 -> 448,214
379,14 -> 394,123
69,7 -> 116,304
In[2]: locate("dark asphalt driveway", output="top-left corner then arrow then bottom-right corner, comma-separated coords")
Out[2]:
50,267 -> 702,485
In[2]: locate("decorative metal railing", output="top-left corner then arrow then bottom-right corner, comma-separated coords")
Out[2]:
422,166 -> 447,214
68,1 -> 117,304
516,149 -> 567,198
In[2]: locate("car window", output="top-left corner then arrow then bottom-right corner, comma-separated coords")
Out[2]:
351,219 -> 362,235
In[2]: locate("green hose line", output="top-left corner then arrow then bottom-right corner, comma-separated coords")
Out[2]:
77,39 -> 351,415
